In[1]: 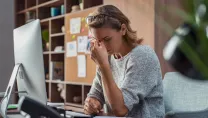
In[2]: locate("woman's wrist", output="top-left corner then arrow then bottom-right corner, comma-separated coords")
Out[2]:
99,61 -> 110,70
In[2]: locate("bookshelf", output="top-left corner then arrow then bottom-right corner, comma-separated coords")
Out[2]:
15,0 -> 103,112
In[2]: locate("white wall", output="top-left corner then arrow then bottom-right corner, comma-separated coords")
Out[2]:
0,0 -> 14,92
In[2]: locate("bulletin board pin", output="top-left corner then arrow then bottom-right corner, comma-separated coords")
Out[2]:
81,28 -> 85,32
85,24 -> 88,28
72,35 -> 76,39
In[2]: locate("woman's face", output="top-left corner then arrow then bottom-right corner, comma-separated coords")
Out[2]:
90,27 -> 124,55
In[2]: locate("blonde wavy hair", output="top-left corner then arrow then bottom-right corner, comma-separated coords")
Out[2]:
86,5 -> 143,45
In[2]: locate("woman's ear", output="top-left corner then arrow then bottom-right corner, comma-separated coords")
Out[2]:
120,24 -> 127,36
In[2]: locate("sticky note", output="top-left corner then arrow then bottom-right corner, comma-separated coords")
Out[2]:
82,17 -> 85,22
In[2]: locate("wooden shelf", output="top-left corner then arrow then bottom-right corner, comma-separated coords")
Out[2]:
51,33 -> 65,37
45,80 -> 65,84
40,14 -> 65,23
38,0 -> 64,8
50,80 -> 65,84
17,0 -> 64,14
46,80 -> 51,83
43,51 -> 50,54
41,18 -> 50,23
51,14 -> 65,20
17,6 -> 37,14
51,51 -> 65,54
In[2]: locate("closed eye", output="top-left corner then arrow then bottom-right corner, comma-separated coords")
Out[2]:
104,37 -> 112,42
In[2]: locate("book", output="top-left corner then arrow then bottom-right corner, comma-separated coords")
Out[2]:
50,61 -> 64,81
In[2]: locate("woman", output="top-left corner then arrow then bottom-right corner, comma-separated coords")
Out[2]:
84,5 -> 165,118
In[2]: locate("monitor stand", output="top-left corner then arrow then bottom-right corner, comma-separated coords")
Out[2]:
0,63 -> 27,118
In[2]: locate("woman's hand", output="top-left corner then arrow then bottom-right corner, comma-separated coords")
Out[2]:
84,97 -> 102,115
90,40 -> 109,67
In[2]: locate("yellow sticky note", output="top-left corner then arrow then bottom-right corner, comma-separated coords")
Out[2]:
72,35 -> 76,39
82,17 -> 85,22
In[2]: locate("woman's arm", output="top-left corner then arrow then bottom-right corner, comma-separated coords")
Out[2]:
99,63 -> 128,117
89,40 -> 128,116
85,67 -> 105,115
87,68 -> 105,105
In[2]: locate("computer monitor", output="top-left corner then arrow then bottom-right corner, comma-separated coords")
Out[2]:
13,19 -> 47,104
0,19 -> 47,117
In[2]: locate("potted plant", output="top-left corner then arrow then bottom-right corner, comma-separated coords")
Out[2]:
42,29 -> 49,51
160,0 -> 208,79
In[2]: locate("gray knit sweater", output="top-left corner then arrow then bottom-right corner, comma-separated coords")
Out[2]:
87,45 -> 165,118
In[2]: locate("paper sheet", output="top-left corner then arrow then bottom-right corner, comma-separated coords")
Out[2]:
70,17 -> 81,34
85,37 -> 91,54
77,36 -> 88,53
66,41 -> 77,57
77,55 -> 86,78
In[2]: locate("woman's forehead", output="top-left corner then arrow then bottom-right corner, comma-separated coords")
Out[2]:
90,27 -> 117,39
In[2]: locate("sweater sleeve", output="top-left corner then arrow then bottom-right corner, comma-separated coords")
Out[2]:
87,67 -> 105,105
120,48 -> 161,112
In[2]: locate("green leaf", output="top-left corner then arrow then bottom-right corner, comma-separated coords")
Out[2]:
180,39 -> 208,79
42,30 -> 49,43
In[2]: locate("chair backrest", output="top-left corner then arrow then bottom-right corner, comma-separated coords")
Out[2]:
163,72 -> 208,113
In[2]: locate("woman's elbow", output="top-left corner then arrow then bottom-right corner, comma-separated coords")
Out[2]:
113,106 -> 128,117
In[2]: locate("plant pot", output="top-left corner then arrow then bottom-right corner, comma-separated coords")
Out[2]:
45,42 -> 49,51
61,25 -> 65,33
71,5 -> 80,12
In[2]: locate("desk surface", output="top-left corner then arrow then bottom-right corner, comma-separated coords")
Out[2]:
6,109 -> 126,118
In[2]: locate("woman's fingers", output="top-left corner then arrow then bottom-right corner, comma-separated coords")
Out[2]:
84,103 -> 96,114
84,101 -> 99,114
90,54 -> 96,63
94,40 -> 99,48
90,40 -> 96,52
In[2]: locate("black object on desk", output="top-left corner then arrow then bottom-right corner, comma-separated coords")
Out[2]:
18,96 -> 63,118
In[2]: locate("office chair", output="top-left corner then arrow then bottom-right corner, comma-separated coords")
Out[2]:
163,72 -> 208,118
